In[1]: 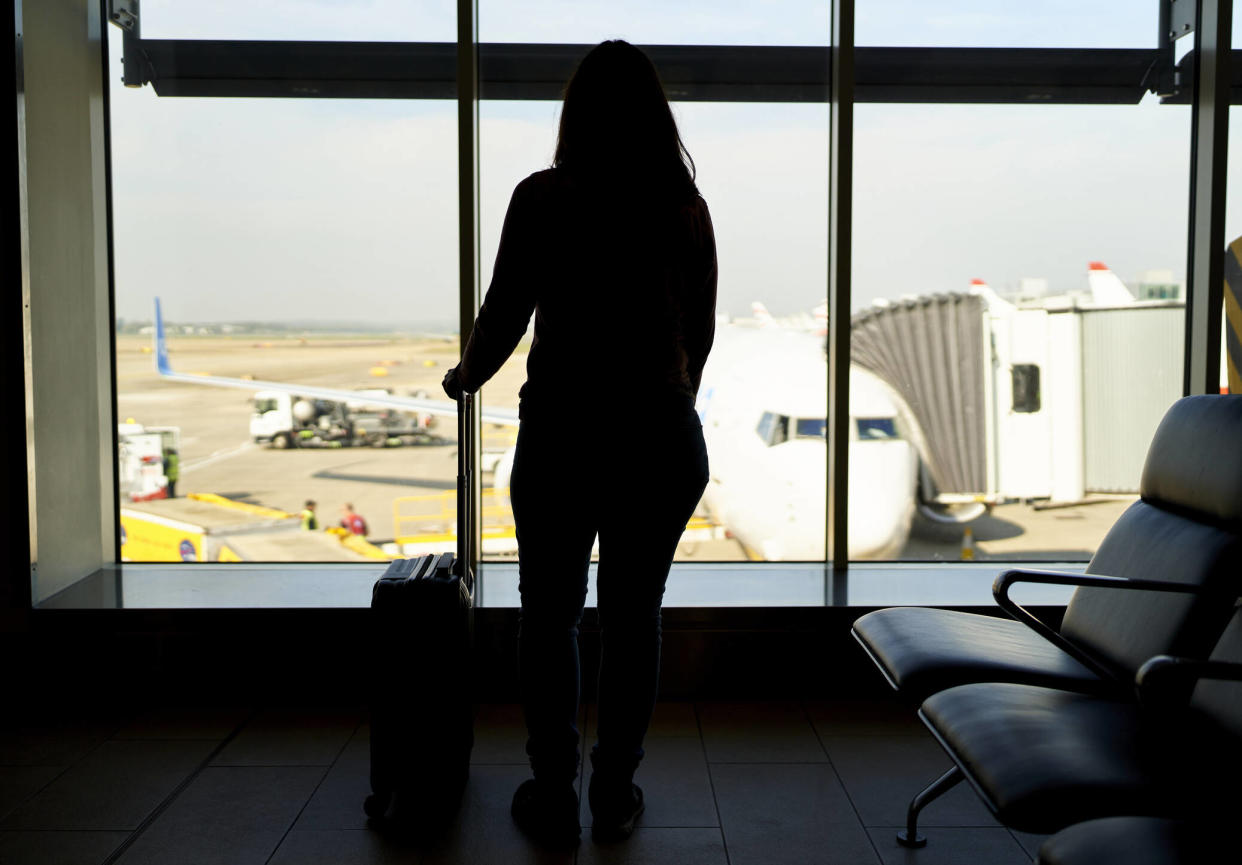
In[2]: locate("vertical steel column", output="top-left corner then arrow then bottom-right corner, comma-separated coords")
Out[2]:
9,0 -> 33,611
100,0 -> 122,568
457,0 -> 482,595
1183,0 -> 1232,395
827,0 -> 855,594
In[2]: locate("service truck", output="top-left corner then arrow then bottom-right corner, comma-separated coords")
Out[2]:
117,422 -> 180,501
250,389 -> 436,449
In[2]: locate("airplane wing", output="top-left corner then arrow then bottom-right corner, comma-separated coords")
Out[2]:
153,299 -> 520,426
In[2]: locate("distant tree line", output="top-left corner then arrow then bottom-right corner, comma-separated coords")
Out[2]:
114,318 -> 458,336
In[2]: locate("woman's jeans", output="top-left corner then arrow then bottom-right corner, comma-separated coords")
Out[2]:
509,401 -> 709,784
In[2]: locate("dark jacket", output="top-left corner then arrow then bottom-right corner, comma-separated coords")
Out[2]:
457,168 -> 717,417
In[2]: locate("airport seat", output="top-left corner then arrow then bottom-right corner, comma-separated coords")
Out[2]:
911,605 -> 1242,843
1036,818 -> 1222,865
852,394 -> 1242,704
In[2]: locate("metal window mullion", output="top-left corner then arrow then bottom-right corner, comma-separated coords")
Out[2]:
12,0 -> 34,609
827,0 -> 854,594
1184,0 -> 1232,395
456,0 -> 481,595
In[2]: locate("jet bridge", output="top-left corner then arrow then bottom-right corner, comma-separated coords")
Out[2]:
851,294 -> 990,506
852,292 -> 1186,506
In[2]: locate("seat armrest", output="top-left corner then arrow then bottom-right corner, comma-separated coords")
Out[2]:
1135,654 -> 1242,704
991,569 -> 1203,686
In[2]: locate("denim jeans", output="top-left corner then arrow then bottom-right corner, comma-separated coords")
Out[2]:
509,399 -> 709,783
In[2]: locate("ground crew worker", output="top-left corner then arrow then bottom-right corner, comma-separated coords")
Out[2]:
300,500 -> 318,530
164,448 -> 180,498
340,503 -> 368,536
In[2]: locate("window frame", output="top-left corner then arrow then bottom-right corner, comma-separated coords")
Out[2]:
14,0 -> 1234,610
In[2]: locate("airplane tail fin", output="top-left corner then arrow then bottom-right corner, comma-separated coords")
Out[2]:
752,301 -> 774,328
967,277 -> 1014,313
811,299 -> 828,335
1087,261 -> 1134,305
154,298 -> 173,375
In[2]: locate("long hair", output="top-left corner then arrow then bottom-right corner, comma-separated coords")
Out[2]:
554,40 -> 697,200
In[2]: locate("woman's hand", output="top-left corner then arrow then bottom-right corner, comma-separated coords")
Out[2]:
442,366 -> 464,400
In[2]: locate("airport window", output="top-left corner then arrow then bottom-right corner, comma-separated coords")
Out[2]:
33,0 -> 1224,607
478,1 -> 830,46
135,0 -> 457,42
848,4 -> 1192,563
1225,104 -> 1242,396
106,16 -> 461,567
855,2 -> 1154,49
477,0 -> 831,563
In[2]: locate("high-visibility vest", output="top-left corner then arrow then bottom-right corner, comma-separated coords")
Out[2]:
300,509 -> 318,530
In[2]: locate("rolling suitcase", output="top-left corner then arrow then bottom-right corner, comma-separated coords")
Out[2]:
364,392 -> 475,828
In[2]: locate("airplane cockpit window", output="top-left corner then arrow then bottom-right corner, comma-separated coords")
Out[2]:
794,418 -> 828,439
755,412 -> 775,444
756,412 -> 791,447
773,415 -> 790,445
856,418 -> 898,440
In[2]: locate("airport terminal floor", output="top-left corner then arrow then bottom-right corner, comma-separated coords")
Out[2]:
0,696 -> 1045,865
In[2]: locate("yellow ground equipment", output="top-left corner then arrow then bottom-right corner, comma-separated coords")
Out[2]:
121,493 -> 390,562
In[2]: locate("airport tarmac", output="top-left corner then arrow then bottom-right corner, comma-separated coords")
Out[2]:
117,334 -> 1131,565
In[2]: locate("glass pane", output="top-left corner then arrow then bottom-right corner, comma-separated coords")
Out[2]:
478,47 -> 829,563
683,102 -> 827,563
138,1 -> 456,42
110,27 -> 459,563
480,1 -> 828,45
851,98 -> 1189,562
858,0 -> 1155,48
1223,103 -> 1242,395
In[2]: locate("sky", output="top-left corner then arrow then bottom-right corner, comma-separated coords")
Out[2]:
109,2 -> 1242,325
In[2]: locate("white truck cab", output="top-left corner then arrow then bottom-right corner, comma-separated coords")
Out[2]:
250,391 -> 298,448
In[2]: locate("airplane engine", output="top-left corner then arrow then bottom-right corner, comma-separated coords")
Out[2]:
292,399 -> 317,423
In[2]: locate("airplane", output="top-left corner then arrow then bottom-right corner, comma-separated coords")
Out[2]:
1085,261 -> 1137,305
694,325 -> 917,560
152,298 -> 921,560
152,299 -> 518,428
749,300 -> 827,335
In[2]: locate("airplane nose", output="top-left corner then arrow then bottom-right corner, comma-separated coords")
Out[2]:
847,440 -> 917,558
767,441 -> 828,560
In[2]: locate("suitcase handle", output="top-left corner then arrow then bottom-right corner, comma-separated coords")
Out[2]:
455,392 -> 473,585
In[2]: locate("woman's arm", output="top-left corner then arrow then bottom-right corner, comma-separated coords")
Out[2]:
684,198 -> 718,396
452,178 -> 542,394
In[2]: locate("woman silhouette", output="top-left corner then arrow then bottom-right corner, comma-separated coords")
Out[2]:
443,39 -> 716,847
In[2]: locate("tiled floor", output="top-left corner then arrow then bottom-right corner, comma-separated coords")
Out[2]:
0,699 -> 1043,864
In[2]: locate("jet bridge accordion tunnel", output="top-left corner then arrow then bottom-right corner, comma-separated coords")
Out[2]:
851,295 -> 1186,508
851,294 -> 989,510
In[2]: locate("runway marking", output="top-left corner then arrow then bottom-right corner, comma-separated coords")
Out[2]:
181,441 -> 256,474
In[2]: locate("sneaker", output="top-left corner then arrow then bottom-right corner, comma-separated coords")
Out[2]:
511,778 -> 581,849
588,776 -> 644,842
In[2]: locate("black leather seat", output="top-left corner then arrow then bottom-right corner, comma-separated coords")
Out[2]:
919,606 -> 1242,835
854,395 -> 1242,703
1037,818 -> 1222,865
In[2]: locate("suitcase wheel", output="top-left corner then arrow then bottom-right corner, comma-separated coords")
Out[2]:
363,791 -> 392,819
